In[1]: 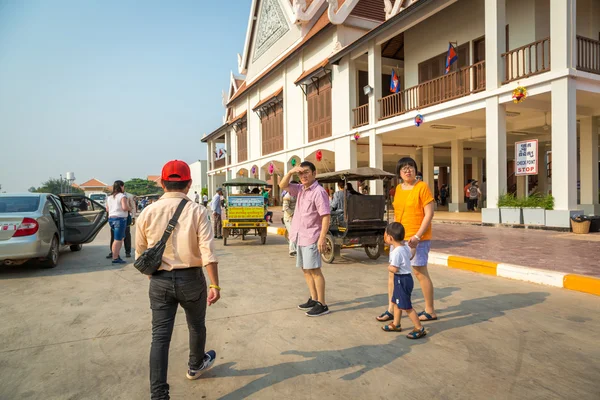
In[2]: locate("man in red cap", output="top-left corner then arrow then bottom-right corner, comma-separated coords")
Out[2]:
136,160 -> 221,400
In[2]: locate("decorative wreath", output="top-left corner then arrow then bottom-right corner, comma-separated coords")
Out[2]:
414,114 -> 424,127
512,86 -> 527,103
353,132 -> 361,141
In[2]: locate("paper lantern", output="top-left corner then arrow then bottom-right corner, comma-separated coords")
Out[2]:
316,150 -> 323,162
291,158 -> 297,167
512,86 -> 527,103
414,114 -> 424,127
251,166 -> 257,175
268,163 -> 274,174
353,132 -> 361,141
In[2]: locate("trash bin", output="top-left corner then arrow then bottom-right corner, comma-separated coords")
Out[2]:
588,216 -> 600,233
571,215 -> 591,234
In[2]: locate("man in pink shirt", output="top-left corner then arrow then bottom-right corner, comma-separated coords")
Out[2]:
280,161 -> 331,317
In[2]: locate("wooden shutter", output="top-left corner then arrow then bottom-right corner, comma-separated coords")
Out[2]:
307,76 -> 332,143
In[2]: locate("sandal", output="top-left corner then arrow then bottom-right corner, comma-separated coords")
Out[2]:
376,311 -> 393,322
406,327 -> 427,339
418,311 -> 438,321
381,323 -> 402,332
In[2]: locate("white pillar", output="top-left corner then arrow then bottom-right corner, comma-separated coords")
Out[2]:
472,157 -> 483,185
485,0 -> 505,90
550,0 -> 577,71
422,146 -> 435,196
369,130 -> 383,195
225,133 -> 231,166
537,148 -> 549,195
484,97 -> 507,216
450,139 -> 466,212
334,136 -> 358,170
209,141 -> 215,171
332,56 -> 356,135
546,77 -> 580,227
580,117 -> 600,214
368,40 -> 382,125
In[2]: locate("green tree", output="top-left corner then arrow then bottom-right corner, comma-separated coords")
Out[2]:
201,187 -> 208,196
124,178 -> 163,196
33,178 -> 84,195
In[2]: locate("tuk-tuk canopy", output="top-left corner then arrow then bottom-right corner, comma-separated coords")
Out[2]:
222,177 -> 269,187
316,167 -> 395,184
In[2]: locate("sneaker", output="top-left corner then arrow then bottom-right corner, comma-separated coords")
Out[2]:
186,350 -> 216,380
125,253 -> 132,258
298,297 -> 318,310
106,253 -> 113,259
306,302 -> 330,317
112,258 -> 127,264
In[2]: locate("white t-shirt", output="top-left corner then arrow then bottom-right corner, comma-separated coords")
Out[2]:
107,193 -> 128,218
389,245 -> 412,275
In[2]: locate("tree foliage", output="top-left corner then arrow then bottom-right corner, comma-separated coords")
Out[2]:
33,178 -> 84,195
201,187 -> 208,196
124,178 -> 163,196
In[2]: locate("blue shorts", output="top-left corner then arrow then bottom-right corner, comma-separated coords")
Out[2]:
109,217 -> 127,241
411,240 -> 431,267
392,273 -> 414,310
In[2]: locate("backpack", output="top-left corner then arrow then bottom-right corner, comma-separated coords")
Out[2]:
469,186 -> 478,198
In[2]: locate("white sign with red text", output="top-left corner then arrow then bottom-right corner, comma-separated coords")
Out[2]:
515,139 -> 538,176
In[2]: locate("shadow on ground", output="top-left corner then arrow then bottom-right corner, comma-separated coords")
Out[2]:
207,291 -> 549,400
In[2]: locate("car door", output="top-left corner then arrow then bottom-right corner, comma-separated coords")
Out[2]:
59,195 -> 108,244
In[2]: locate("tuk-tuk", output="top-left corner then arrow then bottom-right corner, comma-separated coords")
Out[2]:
315,167 -> 395,263
222,177 -> 269,246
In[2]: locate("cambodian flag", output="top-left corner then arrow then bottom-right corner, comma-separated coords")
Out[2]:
390,69 -> 400,93
445,43 -> 458,74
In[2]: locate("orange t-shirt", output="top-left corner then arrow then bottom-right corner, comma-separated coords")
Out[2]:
392,181 -> 435,240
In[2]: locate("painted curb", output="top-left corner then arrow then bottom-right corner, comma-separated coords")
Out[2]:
267,227 -> 600,296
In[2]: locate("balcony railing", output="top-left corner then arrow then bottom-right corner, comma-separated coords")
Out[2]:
378,61 -> 486,120
577,35 -> 600,75
213,158 -> 226,169
352,104 -> 369,128
502,38 -> 550,84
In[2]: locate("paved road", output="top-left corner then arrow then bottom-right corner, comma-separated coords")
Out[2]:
1,226 -> 599,399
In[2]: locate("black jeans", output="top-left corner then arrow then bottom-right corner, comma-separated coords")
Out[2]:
149,269 -> 208,400
109,225 -> 131,254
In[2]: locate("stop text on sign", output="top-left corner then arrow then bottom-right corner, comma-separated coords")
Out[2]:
514,139 -> 538,176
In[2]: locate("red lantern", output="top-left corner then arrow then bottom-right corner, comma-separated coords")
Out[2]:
316,150 -> 323,162
268,163 -> 274,174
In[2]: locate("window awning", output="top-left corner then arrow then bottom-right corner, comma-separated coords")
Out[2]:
252,88 -> 283,111
228,110 -> 247,125
294,58 -> 330,86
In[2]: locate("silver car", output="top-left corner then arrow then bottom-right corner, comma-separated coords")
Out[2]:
0,193 -> 108,268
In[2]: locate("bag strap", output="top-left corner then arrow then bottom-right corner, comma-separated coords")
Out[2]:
159,199 -> 189,243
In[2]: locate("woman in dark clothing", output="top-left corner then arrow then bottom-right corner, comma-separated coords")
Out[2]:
346,183 -> 361,196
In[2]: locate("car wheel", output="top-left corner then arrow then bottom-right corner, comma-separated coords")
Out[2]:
70,244 -> 82,252
41,236 -> 59,268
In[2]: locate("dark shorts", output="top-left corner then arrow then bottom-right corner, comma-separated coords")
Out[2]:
109,217 -> 127,241
392,273 -> 414,310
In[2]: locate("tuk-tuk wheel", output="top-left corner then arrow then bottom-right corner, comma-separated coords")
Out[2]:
365,243 -> 381,260
321,234 -> 336,264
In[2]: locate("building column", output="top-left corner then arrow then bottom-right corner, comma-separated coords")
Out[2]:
369,130 -> 384,195
550,0 -> 576,72
334,136 -> 358,170
225,133 -> 231,166
368,40 -> 382,125
209,141 -> 214,171
332,56 -> 356,135
422,146 -> 435,196
472,157 -> 483,184
537,146 -> 549,195
483,97 -> 507,223
485,0 -> 506,90
449,139 -> 467,212
580,117 -> 600,215
546,77 -> 580,227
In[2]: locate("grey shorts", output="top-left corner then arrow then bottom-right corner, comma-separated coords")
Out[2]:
296,242 -> 322,270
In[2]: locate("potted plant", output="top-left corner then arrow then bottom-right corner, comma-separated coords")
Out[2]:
522,193 -> 553,225
498,193 -> 523,224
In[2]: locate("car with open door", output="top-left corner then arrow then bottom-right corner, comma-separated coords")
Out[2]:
0,193 -> 108,268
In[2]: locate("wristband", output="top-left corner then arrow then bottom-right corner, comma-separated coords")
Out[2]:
209,284 -> 221,291
413,235 -> 421,241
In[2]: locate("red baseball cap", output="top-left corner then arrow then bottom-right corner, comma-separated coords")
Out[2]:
161,160 -> 191,181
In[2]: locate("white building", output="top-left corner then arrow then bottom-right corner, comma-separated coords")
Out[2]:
187,160 -> 209,199
203,0 -> 600,227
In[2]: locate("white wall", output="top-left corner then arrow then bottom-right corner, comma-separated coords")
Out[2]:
187,160 -> 208,198
535,0 -> 550,41
285,54 -> 305,150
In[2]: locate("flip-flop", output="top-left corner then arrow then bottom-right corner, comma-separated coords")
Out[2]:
406,327 -> 427,339
382,323 -> 402,332
418,311 -> 438,321
376,311 -> 393,322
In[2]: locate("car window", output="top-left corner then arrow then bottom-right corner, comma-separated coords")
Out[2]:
90,194 -> 106,202
61,196 -> 104,212
44,199 -> 57,215
0,196 -> 40,213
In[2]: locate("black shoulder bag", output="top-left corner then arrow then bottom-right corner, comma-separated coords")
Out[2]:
134,199 -> 188,275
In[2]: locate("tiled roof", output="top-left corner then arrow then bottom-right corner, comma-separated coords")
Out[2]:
294,58 -> 330,85
227,10 -> 331,106
80,178 -> 108,187
147,175 -> 161,183
252,88 -> 283,111
229,110 -> 248,124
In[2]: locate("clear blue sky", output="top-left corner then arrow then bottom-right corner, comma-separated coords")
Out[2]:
0,0 -> 249,192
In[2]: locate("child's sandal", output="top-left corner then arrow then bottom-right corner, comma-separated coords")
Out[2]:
376,311 -> 393,322
406,327 -> 427,339
381,323 -> 402,332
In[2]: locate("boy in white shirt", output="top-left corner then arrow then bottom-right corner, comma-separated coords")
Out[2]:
381,222 -> 427,339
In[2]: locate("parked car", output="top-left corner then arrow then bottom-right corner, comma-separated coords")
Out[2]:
89,193 -> 107,207
0,193 -> 108,268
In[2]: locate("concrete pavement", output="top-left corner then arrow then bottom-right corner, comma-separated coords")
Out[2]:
1,226 -> 599,399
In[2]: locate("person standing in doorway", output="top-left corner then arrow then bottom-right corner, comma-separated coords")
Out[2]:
211,188 -> 223,239
136,160 -> 220,400
280,161 -> 331,317
106,180 -> 130,264
376,157 -> 437,323
282,185 -> 297,257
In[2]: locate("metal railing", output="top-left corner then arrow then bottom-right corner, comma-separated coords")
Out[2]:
502,38 -> 550,84
352,104 -> 369,128
577,35 -> 600,75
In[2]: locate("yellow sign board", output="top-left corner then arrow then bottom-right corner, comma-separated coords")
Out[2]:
228,207 -> 264,219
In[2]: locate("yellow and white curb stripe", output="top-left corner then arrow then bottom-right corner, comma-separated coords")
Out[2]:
268,227 -> 600,296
